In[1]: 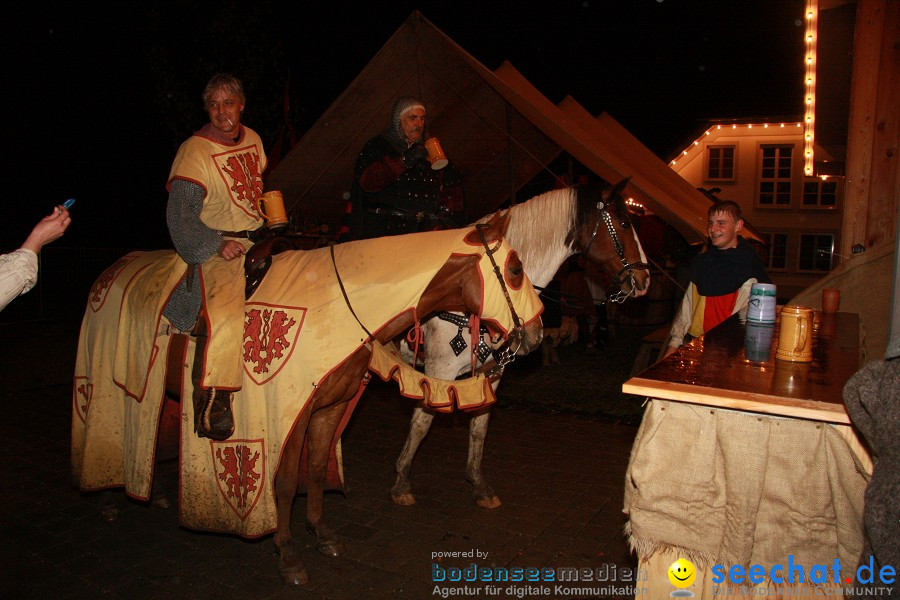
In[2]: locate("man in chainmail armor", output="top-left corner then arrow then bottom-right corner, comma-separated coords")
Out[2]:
162,73 -> 268,440
340,96 -> 464,240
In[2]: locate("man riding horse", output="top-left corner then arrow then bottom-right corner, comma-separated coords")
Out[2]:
163,73 -> 267,441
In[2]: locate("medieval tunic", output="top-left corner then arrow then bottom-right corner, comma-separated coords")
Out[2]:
167,124 -> 267,389
667,237 -> 770,349
345,133 -> 463,240
0,248 -> 37,311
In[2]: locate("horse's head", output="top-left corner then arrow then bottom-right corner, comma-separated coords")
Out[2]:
417,214 -> 543,356
575,178 -> 650,303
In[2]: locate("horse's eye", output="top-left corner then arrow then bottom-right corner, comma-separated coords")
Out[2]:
510,265 -> 523,276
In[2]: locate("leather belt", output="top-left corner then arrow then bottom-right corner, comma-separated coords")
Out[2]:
217,228 -> 266,242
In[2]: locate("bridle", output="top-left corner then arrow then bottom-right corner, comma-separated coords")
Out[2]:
472,224 -> 530,378
581,199 -> 649,304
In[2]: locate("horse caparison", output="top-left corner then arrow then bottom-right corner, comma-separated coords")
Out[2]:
71,213 -> 543,586
392,179 -> 650,508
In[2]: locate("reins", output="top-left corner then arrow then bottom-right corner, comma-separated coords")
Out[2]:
330,245 -> 375,344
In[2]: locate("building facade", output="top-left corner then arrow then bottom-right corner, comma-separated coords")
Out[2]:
669,121 -> 845,299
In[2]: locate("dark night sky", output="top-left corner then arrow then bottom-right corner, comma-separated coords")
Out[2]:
4,0 -> 805,251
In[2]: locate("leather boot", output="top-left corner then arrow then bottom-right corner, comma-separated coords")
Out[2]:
196,387 -> 235,441
190,319 -> 235,440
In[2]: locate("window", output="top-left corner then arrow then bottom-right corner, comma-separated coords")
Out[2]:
798,234 -> 835,272
802,179 -> 839,208
758,145 -> 793,207
761,232 -> 788,270
706,146 -> 735,181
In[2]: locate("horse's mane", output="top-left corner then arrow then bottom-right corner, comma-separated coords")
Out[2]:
477,187 -> 578,288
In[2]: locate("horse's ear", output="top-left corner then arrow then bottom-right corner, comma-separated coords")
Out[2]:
464,210 -> 510,245
602,177 -> 631,204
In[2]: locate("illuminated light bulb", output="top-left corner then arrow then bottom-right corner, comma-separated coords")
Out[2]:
764,123 -> 769,128
705,130 -> 711,135
807,35 -> 813,42
807,11 -> 813,18
807,98 -> 812,104
732,124 -> 737,129
748,124 -> 753,129
683,150 -> 688,155
806,135 -> 811,141
807,78 -> 813,84
780,123 -> 785,127
693,141 -> 699,146
807,57 -> 813,64
820,175 -> 827,181
716,125 -> 721,130
671,160 -> 677,165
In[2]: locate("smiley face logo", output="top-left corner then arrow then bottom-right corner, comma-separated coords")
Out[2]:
668,558 -> 697,588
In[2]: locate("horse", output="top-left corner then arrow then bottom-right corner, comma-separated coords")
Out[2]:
70,214 -> 543,586
391,179 -> 650,508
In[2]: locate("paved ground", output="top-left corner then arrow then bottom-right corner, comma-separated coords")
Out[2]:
0,317 -> 656,599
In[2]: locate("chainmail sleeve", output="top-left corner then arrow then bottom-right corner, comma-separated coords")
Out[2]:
162,179 -> 220,331
166,179 -> 221,264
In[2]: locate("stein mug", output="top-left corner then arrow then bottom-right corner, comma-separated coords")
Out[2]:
424,137 -> 449,170
776,305 -> 814,362
747,283 -> 777,323
258,190 -> 289,229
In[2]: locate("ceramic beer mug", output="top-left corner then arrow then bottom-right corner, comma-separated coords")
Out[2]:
747,283 -> 777,323
424,137 -> 448,170
258,190 -> 289,230
775,305 -> 814,362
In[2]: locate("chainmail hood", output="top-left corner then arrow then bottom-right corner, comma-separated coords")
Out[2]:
384,96 -> 426,151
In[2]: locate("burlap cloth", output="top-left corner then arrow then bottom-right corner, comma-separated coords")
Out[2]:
624,400 -> 868,576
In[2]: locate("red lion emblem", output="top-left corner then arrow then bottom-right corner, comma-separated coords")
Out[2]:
216,146 -> 264,220
89,255 -> 135,313
242,305 -> 303,384
212,440 -> 264,520
73,376 -> 92,423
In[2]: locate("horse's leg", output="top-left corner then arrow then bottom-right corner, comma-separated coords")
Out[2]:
391,405 -> 436,505
273,417 -> 310,586
304,401 -> 349,557
98,490 -> 119,522
466,407 -> 501,508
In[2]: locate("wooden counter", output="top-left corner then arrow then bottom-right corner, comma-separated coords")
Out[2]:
623,311 -> 859,424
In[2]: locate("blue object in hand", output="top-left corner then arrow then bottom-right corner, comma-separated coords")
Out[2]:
62,198 -> 76,209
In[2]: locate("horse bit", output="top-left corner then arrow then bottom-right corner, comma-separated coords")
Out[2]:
582,200 -> 649,304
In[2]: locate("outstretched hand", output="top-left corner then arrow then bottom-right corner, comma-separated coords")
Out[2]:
21,206 -> 71,254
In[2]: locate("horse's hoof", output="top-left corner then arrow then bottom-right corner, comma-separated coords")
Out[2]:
278,567 -> 309,587
317,539 -> 345,558
278,560 -> 309,586
475,495 -> 502,509
100,504 -> 118,522
151,495 -> 172,509
391,492 -> 416,506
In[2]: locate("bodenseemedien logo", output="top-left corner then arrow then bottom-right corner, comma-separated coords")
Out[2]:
668,558 -> 697,597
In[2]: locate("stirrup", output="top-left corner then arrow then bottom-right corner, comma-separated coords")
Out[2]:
195,387 -> 235,441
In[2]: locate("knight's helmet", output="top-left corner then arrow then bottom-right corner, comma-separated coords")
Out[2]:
391,96 -> 426,138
